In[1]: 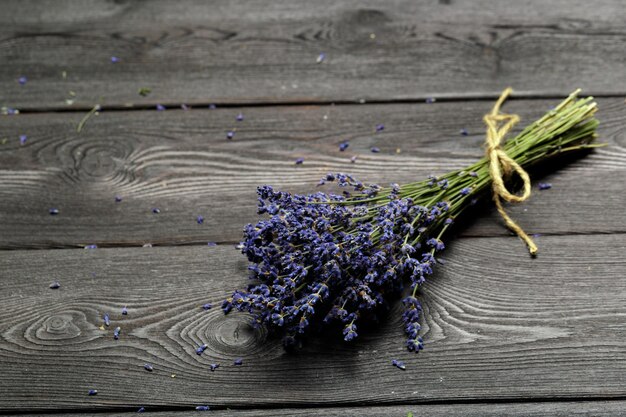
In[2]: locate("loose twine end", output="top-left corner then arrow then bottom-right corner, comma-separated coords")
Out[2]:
484,88 -> 538,256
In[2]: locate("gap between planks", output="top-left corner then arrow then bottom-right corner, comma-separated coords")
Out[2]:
7,396 -> 626,416
11,92 -> 626,115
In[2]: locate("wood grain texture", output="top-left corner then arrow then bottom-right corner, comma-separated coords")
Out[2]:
17,400 -> 626,416
2,0 -> 626,109
1,234 -> 626,411
1,98 -> 625,249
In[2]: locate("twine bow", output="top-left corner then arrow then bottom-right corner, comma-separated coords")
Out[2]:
484,88 -> 538,256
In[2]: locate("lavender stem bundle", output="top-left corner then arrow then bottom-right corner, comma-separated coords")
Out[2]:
222,89 -> 600,352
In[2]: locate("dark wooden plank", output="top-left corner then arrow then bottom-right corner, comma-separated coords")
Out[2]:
0,98 -> 624,249
17,400 -> 626,416
2,0 -> 626,109
1,234 -> 626,411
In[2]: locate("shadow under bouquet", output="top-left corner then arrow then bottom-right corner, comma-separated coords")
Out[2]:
222,89 -> 600,352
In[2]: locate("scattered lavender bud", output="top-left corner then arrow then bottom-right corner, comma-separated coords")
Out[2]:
339,141 -> 349,151
316,53 -> 326,63
207,242 -> 217,246
49,281 -> 61,289
122,306 -> 128,315
376,124 -> 385,132
143,243 -> 153,248
138,407 -> 145,413
156,104 -> 166,111
84,244 -> 97,249
196,344 -> 208,355
371,147 -> 380,153
227,131 -> 235,140
113,326 -> 121,339
209,363 -> 220,371
350,155 -> 357,163
111,56 -> 119,63
18,76 -> 27,85
236,113 -> 244,121
49,208 -> 59,215
104,313 -> 111,327
202,303 -> 212,310
196,215 -> 204,224
391,359 -> 406,370
469,171 -> 478,177
209,104 -> 216,109
295,157 -> 304,165
19,134 -> 27,145
115,195 -> 123,202
425,97 -> 436,104
196,406 -> 210,411
233,358 -> 243,366
460,128 -> 469,136
144,363 -> 154,372
532,233 -> 543,238
538,182 -> 552,190
152,208 -> 160,214
88,389 -> 98,396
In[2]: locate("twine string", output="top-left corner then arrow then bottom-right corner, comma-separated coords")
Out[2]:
484,88 -> 538,256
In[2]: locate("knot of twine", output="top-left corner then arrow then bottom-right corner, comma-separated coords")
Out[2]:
484,87 -> 537,256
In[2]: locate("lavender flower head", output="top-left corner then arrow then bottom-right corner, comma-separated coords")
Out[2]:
222,170 -> 467,353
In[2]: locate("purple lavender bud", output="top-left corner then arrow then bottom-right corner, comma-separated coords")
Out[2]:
469,171 -> 478,177
152,208 -> 160,214
138,407 -> 145,413
49,281 -> 61,289
209,104 -> 216,109
110,56 -> 119,63
181,104 -> 189,110
227,131 -> 235,140
391,359 -> 406,370
196,215 -> 204,224
19,135 -> 27,145
18,76 -> 27,85
115,195 -> 123,202
122,306 -> 128,315
425,97 -> 436,103
460,187 -> 471,196
207,242 -> 217,246
339,141 -> 349,151
156,104 -> 166,111
316,53 -> 326,63
113,326 -> 121,339
350,155 -> 357,163
202,303 -> 212,310
209,363 -> 219,371
144,363 -> 153,372
104,313 -> 110,326
370,147 -> 380,153
295,157 -> 304,165
538,182 -> 552,190
49,208 -> 59,215
88,389 -> 98,396
375,124 -> 385,132
233,358 -> 243,365
84,244 -> 97,249
196,406 -> 210,411
196,344 -> 208,355
460,128 -> 469,136
236,113 -> 244,121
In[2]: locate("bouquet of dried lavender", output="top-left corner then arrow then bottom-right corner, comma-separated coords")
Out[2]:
222,89 -> 600,352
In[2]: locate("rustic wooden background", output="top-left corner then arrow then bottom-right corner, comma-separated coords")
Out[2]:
1,0 -> 626,415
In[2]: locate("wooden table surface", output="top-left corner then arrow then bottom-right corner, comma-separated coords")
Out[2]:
1,1 -> 626,415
